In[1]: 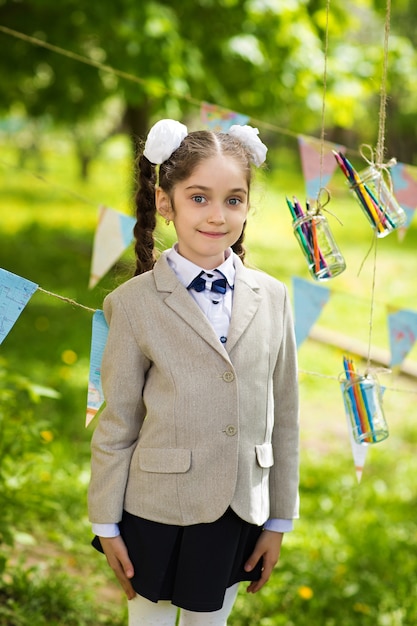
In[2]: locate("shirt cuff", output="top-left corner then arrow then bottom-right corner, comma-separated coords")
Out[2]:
263,518 -> 293,532
92,523 -> 120,538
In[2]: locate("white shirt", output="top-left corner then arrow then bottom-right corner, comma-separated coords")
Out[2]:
92,245 -> 292,537
167,244 -> 235,346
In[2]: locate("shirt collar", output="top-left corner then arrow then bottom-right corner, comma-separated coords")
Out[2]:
166,244 -> 236,289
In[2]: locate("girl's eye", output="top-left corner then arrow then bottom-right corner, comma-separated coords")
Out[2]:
192,195 -> 206,204
228,197 -> 242,206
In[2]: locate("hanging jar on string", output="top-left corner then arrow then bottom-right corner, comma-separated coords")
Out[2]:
333,148 -> 407,238
340,356 -> 389,445
287,192 -> 346,282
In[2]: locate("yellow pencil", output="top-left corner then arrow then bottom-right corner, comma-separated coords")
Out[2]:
352,171 -> 385,233
347,359 -> 373,442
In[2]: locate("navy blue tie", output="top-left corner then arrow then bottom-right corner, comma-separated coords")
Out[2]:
187,272 -> 227,295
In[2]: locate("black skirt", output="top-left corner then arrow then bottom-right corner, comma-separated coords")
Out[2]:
92,507 -> 263,612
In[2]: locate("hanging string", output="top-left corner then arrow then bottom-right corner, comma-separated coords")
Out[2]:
375,0 -> 392,166
0,25 -> 198,109
37,286 -> 97,313
31,289 -> 417,394
0,157 -> 97,208
0,24 -> 298,141
317,0 -> 332,200
365,234 -> 379,371
3,278 -> 417,395
299,369 -> 417,396
364,0 -> 392,372
0,23 -> 395,160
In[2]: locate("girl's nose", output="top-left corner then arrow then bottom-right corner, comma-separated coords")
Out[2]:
207,203 -> 226,223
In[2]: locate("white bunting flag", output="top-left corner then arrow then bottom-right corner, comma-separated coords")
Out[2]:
89,206 -> 136,288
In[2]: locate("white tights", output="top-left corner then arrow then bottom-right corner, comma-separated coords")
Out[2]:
127,583 -> 239,626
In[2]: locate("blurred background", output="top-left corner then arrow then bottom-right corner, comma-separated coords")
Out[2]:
1,1 -> 417,624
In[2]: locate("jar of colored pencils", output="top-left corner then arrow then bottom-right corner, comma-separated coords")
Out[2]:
292,213 -> 346,281
342,373 -> 389,444
350,165 -> 406,237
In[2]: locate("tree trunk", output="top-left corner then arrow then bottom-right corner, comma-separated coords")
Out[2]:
122,103 -> 152,163
79,154 -> 91,181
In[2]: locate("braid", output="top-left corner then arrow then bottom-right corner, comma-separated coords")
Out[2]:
133,127 -> 255,275
232,221 -> 247,264
133,155 -> 158,275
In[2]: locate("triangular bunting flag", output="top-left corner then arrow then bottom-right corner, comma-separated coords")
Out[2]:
387,308 -> 417,367
89,206 -> 136,288
297,135 -> 346,202
0,268 -> 38,344
390,162 -> 417,234
86,310 -> 109,427
200,102 -> 250,132
292,276 -> 330,347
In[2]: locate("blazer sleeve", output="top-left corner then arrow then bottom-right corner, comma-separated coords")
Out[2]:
88,291 -> 150,524
269,284 -> 300,520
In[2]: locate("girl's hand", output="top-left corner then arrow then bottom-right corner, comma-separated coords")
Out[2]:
99,535 -> 136,600
244,530 -> 283,593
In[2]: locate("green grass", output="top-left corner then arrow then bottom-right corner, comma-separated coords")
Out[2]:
1,132 -> 417,625
232,450 -> 417,626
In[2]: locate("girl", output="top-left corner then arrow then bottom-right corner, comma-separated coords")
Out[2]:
88,119 -> 299,625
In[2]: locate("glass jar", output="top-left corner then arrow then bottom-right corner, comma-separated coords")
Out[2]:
342,374 -> 389,444
350,165 -> 406,238
292,213 -> 346,281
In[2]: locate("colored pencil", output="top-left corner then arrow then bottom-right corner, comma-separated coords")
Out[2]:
333,151 -> 388,234
343,357 -> 373,443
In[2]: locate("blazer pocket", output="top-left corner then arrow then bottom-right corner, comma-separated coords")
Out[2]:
255,442 -> 274,468
138,448 -> 191,474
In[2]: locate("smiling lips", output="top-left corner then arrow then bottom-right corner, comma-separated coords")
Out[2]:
198,231 -> 227,238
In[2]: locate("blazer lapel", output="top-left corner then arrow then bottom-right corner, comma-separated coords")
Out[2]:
226,257 -> 262,353
153,252 -> 231,360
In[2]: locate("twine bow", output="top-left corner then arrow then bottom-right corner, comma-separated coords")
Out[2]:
309,187 -> 343,225
359,144 -> 397,193
364,365 -> 392,379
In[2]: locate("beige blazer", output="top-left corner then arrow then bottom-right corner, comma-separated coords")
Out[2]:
88,251 -> 299,527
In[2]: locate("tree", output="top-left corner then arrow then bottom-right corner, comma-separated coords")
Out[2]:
1,0 -> 416,169
0,0 -> 347,156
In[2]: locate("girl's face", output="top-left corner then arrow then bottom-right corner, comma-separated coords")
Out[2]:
157,153 -> 249,269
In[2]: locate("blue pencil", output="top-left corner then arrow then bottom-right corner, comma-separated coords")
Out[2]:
343,356 -> 363,440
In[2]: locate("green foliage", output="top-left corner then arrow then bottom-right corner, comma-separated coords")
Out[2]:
231,451 -> 417,625
0,359 -> 59,547
0,360 -> 124,624
0,564 -> 124,626
2,0 -> 417,160
0,138 -> 134,623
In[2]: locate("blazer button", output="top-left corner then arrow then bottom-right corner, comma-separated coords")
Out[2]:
222,371 -> 235,382
224,424 -> 237,436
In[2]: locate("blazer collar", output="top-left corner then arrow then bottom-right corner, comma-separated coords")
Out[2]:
227,255 -> 262,353
154,250 -> 261,357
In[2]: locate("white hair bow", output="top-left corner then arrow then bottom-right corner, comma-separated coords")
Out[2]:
143,119 -> 188,165
143,119 -> 267,167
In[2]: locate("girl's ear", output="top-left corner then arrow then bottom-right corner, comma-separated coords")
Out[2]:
155,188 -> 174,221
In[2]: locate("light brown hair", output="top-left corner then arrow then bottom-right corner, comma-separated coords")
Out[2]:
133,130 -> 253,275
